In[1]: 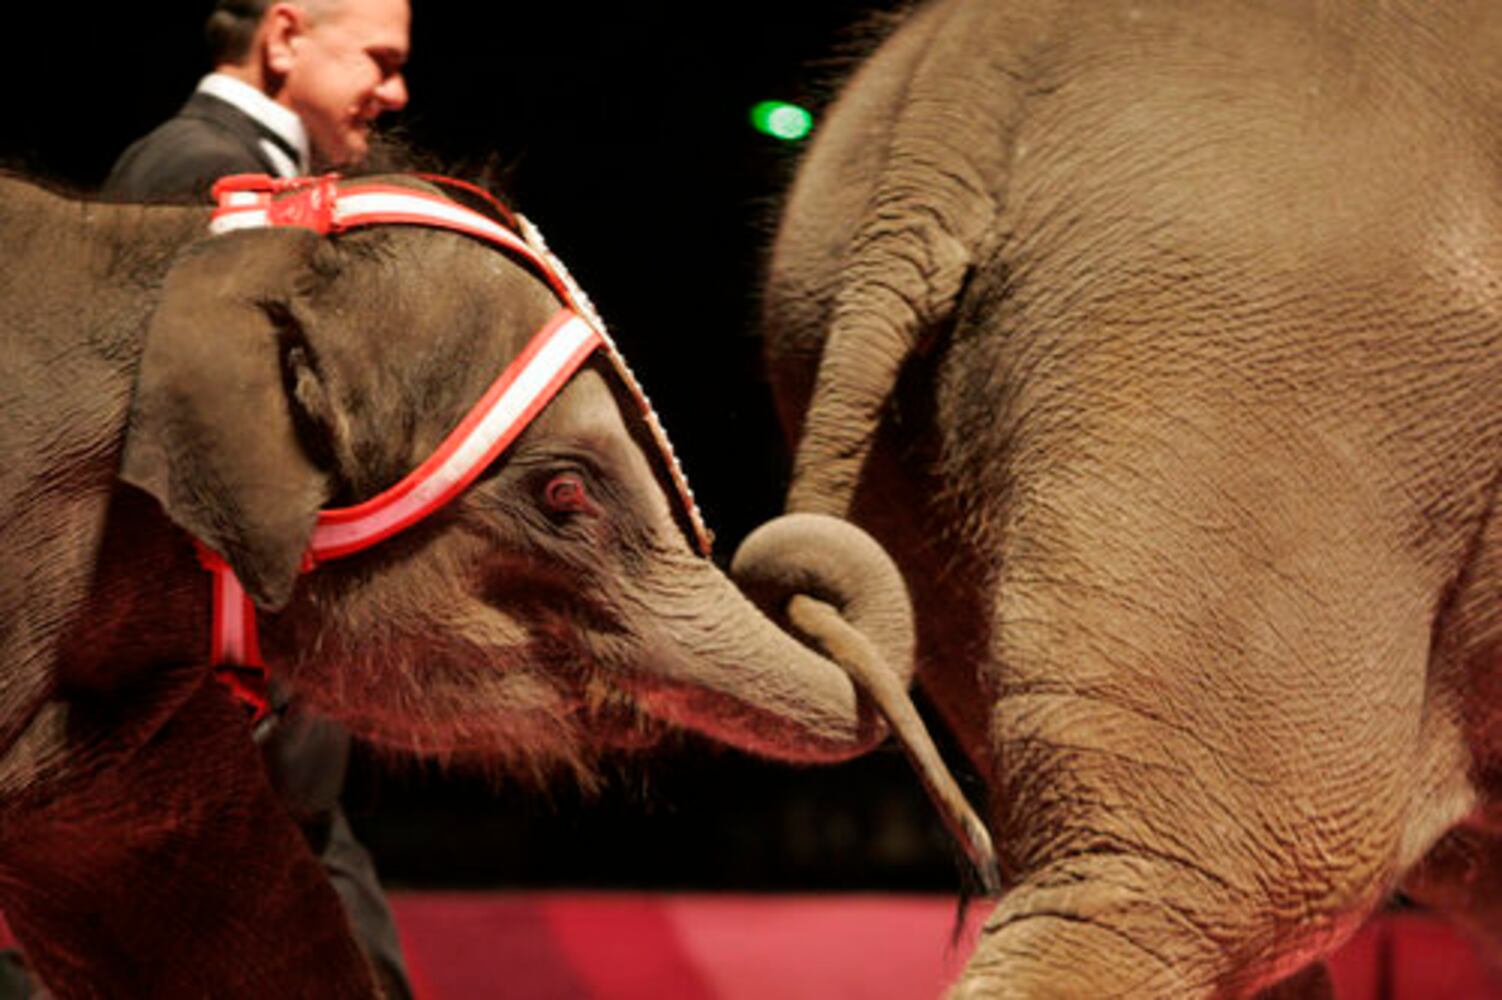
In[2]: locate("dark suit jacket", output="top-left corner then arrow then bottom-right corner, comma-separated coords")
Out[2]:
104,91 -> 296,201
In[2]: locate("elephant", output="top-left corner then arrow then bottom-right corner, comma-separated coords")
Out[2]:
0,169 -> 978,997
744,0 -> 1502,996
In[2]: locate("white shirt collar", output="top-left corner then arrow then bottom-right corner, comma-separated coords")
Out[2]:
196,72 -> 311,176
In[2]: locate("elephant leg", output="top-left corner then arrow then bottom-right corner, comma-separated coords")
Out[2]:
0,670 -> 376,998
940,434 -> 1468,996
948,629 -> 1418,1000
955,917 -> 1334,999
1396,502 -> 1502,978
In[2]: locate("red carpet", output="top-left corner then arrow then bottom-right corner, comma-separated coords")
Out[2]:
385,894 -> 1502,999
4,894 -> 1499,996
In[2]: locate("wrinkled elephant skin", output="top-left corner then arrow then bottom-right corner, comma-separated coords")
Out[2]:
0,175 -> 914,996
758,1 -> 1502,996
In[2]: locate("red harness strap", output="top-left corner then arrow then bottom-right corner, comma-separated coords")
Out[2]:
197,543 -> 269,717
199,173 -> 711,721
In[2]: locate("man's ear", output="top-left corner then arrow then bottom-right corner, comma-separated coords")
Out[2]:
261,3 -> 308,78
121,228 -> 339,610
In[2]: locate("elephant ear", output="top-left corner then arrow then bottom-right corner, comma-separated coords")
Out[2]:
121,227 -> 340,611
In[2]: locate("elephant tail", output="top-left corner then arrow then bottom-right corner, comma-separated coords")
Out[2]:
774,0 -> 1053,518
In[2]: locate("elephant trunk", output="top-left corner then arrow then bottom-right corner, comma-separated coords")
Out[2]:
627,514 -> 912,762
631,512 -> 1001,891
735,514 -> 1000,893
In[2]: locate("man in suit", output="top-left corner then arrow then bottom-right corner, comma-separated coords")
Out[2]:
107,0 -> 409,195
102,3 -> 414,996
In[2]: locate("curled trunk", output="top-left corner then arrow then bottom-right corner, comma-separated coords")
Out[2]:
641,512 -> 1000,890
628,514 -> 914,762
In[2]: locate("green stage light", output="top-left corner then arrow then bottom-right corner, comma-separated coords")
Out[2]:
751,101 -> 814,141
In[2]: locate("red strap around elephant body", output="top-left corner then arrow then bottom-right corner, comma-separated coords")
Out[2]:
200,173 -> 711,721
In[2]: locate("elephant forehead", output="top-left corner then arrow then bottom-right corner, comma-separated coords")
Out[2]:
530,370 -> 662,477
529,369 -> 623,434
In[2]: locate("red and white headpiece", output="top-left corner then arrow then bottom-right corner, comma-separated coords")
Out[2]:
201,173 -> 712,717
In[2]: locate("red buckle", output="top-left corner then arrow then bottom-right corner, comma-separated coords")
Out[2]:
267,175 -> 341,234
210,173 -> 344,234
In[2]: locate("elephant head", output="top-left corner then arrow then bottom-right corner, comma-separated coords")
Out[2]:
117,174 -> 915,777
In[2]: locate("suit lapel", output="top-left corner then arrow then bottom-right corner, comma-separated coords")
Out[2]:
181,92 -> 297,175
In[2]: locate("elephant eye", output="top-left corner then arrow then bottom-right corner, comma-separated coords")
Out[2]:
542,472 -> 595,515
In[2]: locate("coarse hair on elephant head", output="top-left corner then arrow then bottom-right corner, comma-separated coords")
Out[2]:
118,175 -> 916,783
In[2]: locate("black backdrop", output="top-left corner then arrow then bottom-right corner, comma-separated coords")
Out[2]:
3,1 -> 978,892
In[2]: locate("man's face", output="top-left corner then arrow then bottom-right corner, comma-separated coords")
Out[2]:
277,0 -> 410,167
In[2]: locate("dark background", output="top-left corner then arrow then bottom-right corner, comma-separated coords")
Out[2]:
1,2 -> 982,893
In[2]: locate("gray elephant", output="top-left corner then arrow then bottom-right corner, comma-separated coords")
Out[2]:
0,171 -> 943,997
744,0 -> 1502,996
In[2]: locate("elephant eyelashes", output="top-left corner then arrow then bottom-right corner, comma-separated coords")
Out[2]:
542,472 -> 598,517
